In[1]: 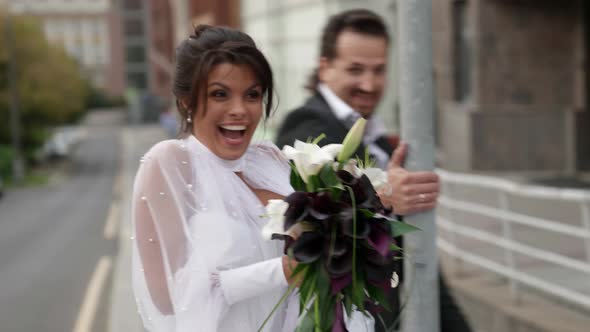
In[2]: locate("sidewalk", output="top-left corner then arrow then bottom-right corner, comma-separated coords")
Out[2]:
441,255 -> 590,332
109,125 -> 167,332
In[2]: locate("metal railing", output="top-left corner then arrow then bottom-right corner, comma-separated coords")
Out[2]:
436,169 -> 590,309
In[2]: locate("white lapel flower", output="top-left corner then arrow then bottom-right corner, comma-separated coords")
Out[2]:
282,140 -> 342,183
261,199 -> 289,240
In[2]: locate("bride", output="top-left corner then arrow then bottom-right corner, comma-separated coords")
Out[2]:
131,25 -> 373,331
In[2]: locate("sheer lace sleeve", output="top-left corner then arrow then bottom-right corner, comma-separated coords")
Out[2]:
131,140 -> 202,330
131,139 -> 292,332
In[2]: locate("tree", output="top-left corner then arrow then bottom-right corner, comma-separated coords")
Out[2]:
0,12 -> 88,164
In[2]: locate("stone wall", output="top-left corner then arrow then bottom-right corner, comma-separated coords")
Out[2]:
478,0 -> 579,108
434,0 -> 589,171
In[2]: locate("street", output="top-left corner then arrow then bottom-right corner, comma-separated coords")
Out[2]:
0,111 -> 122,332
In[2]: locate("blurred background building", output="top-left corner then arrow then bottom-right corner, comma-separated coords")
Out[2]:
2,0 -> 587,173
2,0 -> 118,94
433,0 -> 589,173
111,0 -> 239,122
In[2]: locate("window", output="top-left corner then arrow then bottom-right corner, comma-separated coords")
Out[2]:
124,18 -> 144,37
127,72 -> 148,89
452,0 -> 471,101
124,0 -> 142,11
126,45 -> 146,63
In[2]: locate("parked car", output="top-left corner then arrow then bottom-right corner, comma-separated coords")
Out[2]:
40,126 -> 86,160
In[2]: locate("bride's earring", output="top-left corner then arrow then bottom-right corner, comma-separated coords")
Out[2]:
187,111 -> 192,123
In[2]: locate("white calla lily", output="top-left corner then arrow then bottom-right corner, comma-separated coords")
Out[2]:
282,140 -> 342,183
262,199 -> 316,240
261,199 -> 289,240
340,159 -> 363,177
340,160 -> 388,190
362,167 -> 388,190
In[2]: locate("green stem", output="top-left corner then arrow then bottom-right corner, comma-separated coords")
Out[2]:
306,179 -> 315,192
312,133 -> 326,145
346,186 -> 358,291
328,223 -> 337,264
257,268 -> 303,332
314,295 -> 321,332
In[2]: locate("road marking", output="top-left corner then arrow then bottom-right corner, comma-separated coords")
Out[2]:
103,201 -> 120,240
112,173 -> 123,199
73,256 -> 113,332
104,136 -> 125,241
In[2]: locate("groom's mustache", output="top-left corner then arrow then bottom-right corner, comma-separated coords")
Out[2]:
351,89 -> 378,98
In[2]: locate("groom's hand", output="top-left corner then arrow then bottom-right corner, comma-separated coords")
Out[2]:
378,142 -> 440,215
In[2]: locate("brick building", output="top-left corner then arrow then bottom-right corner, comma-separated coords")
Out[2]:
189,0 -> 240,28
113,0 -> 241,122
433,0 -> 590,172
114,0 -> 173,99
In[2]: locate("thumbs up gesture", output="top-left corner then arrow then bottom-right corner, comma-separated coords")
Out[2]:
378,142 -> 440,215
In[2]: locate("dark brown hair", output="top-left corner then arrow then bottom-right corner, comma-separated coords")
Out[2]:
306,9 -> 390,90
173,25 -> 274,134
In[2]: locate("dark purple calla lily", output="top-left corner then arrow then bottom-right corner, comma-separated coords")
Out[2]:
325,248 -> 353,277
365,254 -> 397,291
309,191 -> 342,221
337,171 -> 384,211
356,174 -> 384,210
364,247 -> 391,266
367,221 -> 393,257
323,234 -> 349,259
330,274 -> 352,295
336,169 -> 357,185
284,192 -> 311,230
338,208 -> 371,239
291,231 -> 324,263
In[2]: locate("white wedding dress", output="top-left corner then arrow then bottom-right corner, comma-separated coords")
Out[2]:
131,135 -> 374,332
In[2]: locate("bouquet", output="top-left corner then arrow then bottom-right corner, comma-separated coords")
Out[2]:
261,119 -> 418,332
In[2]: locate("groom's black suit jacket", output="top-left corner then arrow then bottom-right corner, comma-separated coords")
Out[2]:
276,93 -> 395,158
276,93 -> 472,332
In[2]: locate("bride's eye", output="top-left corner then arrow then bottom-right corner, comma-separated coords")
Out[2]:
246,89 -> 262,101
210,90 -> 227,98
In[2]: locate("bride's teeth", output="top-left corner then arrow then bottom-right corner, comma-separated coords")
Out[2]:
220,125 -> 246,131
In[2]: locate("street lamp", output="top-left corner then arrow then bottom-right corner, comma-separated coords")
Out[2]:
4,12 -> 25,183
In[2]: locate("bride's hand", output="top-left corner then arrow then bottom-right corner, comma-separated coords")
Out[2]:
282,255 -> 301,286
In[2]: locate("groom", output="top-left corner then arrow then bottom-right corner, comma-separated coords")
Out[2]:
276,9 -> 471,332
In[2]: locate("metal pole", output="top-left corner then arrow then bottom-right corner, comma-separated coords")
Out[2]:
5,13 -> 25,183
397,1 -> 440,331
